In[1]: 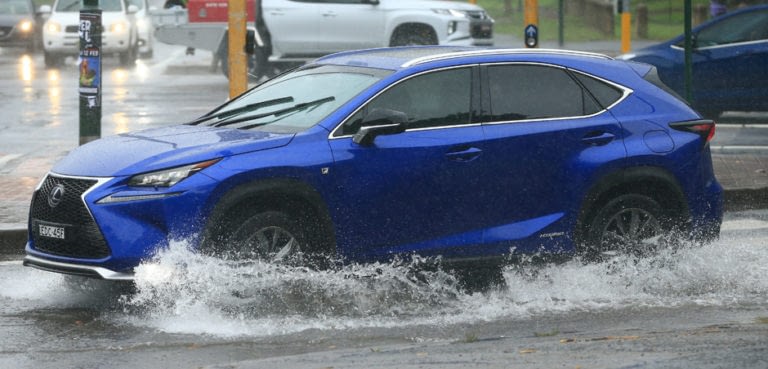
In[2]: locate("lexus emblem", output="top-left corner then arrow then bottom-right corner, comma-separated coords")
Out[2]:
48,184 -> 66,208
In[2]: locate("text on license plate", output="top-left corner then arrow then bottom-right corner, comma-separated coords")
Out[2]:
39,224 -> 65,239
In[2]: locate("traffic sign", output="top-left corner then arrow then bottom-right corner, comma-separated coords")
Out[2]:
525,24 -> 538,48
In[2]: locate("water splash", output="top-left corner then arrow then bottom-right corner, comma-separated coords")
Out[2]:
5,214 -> 768,337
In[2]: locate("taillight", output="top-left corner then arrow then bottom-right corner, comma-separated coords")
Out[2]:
669,119 -> 715,143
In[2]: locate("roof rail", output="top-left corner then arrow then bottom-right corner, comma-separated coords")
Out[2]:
402,48 -> 613,67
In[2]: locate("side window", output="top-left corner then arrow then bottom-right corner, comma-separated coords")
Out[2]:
340,68 -> 472,135
572,71 -> 623,109
696,10 -> 768,47
486,64 -> 598,122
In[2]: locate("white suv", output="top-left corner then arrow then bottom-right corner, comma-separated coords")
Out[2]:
41,0 -> 139,67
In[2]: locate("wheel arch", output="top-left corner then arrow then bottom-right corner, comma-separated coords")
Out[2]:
575,166 -> 691,243
388,22 -> 439,46
201,178 -> 336,255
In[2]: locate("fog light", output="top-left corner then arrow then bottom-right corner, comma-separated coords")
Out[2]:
447,21 -> 457,35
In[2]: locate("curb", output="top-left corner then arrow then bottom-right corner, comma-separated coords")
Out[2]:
1,187 -> 766,256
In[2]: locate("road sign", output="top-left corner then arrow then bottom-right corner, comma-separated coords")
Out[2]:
525,24 -> 538,48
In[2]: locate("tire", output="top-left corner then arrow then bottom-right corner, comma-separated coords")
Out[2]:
206,210 -> 313,266
119,46 -> 137,67
43,51 -> 61,68
390,26 -> 438,46
580,194 -> 673,262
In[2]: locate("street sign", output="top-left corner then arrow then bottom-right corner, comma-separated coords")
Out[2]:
525,24 -> 538,48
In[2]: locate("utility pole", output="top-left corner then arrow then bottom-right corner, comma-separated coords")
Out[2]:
524,0 -> 538,48
619,0 -> 631,54
79,0 -> 101,145
228,0 -> 247,98
684,0 -> 693,103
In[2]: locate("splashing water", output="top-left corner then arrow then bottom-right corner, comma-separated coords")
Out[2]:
4,213 -> 768,338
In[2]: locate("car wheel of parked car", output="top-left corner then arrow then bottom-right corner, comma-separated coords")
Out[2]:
390,25 -> 438,46
119,45 -> 138,67
581,193 -> 671,262
43,52 -> 62,68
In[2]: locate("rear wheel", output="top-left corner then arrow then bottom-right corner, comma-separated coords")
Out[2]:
581,194 -> 672,262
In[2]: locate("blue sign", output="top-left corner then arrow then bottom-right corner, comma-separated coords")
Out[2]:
525,24 -> 538,48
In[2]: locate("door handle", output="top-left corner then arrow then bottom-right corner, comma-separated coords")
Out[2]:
581,131 -> 615,146
446,147 -> 482,162
322,11 -> 338,17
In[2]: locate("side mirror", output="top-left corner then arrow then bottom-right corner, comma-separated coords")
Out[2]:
127,4 -> 139,14
353,108 -> 407,146
38,5 -> 52,14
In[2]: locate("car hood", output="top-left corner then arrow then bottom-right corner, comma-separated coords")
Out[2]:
52,125 -> 294,177
0,14 -> 28,25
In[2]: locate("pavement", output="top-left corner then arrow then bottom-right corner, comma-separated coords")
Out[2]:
0,37 -> 767,255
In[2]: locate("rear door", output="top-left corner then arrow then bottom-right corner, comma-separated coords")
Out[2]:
477,63 -> 627,253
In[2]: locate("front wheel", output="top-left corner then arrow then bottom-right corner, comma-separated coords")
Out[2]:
580,194 -> 673,262
223,211 -> 305,263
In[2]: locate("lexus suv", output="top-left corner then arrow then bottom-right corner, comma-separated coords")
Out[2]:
24,47 -> 723,280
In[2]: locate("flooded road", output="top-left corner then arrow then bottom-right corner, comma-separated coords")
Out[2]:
1,210 -> 767,369
1,43 -> 767,368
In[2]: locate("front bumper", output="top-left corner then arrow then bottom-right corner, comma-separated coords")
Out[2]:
43,28 -> 132,54
25,172 -> 218,278
23,254 -> 134,280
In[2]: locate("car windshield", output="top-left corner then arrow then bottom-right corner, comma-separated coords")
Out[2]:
126,0 -> 145,10
0,0 -> 31,15
55,0 -> 124,12
199,65 -> 390,133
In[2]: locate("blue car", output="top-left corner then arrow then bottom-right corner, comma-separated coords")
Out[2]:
24,46 -> 723,280
621,5 -> 768,118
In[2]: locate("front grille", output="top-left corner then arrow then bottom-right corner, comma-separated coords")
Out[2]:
29,175 -> 111,259
471,24 -> 493,39
65,25 -> 79,33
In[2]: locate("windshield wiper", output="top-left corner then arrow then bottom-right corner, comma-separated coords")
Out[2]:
187,96 -> 294,126
213,96 -> 336,129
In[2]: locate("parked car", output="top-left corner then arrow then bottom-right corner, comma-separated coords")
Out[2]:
620,5 -> 768,118
23,46 -> 723,280
126,0 -> 154,58
41,0 -> 140,67
0,0 -> 42,51
153,0 -> 494,78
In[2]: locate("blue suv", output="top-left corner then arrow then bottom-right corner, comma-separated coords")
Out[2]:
24,46 -> 723,280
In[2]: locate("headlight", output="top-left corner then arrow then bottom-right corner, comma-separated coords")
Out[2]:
432,9 -> 470,18
128,159 -> 220,187
109,21 -> 128,34
45,21 -> 61,33
18,20 -> 33,33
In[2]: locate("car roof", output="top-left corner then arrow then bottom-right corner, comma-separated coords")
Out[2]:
314,46 -> 614,71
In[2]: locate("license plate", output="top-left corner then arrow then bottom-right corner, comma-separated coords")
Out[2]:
39,224 -> 65,240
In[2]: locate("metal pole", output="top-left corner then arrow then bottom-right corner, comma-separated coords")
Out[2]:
620,0 -> 631,54
524,0 -> 538,48
558,0 -> 564,47
79,0 -> 101,145
228,0 -> 247,98
684,0 -> 693,103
